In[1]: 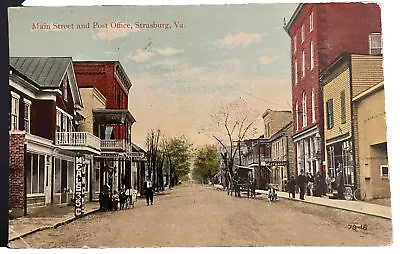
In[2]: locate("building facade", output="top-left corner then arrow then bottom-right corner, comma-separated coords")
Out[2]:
352,82 -> 389,199
284,3 -> 381,179
9,57 -> 100,217
262,109 -> 295,190
73,61 -> 144,196
321,54 -> 383,194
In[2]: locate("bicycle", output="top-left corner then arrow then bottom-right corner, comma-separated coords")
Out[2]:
353,187 -> 366,201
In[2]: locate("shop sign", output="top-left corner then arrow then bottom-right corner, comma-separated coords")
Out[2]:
75,156 -> 86,217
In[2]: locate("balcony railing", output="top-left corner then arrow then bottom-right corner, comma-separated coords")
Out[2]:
100,139 -> 126,151
55,132 -> 101,151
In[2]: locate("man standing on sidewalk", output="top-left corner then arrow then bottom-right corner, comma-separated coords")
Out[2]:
144,178 -> 154,206
297,170 -> 306,200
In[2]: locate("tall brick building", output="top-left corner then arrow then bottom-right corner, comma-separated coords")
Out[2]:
284,3 -> 381,179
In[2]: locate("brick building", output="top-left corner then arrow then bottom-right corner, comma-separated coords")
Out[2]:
73,61 -> 146,196
284,3 -> 381,179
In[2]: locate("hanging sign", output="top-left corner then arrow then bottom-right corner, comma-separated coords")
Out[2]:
75,156 -> 86,217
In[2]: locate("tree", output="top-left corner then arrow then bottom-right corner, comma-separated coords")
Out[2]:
164,135 -> 192,186
145,129 -> 165,191
193,145 -> 218,184
204,97 -> 258,184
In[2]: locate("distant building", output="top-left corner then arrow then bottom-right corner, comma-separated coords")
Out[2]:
284,3 -> 382,178
263,110 -> 295,190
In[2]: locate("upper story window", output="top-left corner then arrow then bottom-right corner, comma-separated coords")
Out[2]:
309,12 -> 313,32
293,35 -> 297,53
369,33 -> 382,55
24,98 -> 32,133
302,50 -> 305,79
311,89 -> 316,123
380,165 -> 389,178
295,101 -> 299,131
301,24 -> 305,43
10,91 -> 20,131
56,108 -> 73,133
294,59 -> 298,85
302,92 -> 307,128
310,40 -> 314,70
326,99 -> 334,129
340,90 -> 346,124
62,78 -> 68,102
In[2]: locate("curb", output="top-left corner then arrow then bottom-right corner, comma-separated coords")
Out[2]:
8,208 -> 100,242
212,185 -> 391,220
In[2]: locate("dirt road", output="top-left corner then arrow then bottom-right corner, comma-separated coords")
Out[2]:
9,183 -> 392,248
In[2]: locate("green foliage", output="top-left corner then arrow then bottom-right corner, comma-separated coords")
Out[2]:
164,135 -> 193,179
193,144 -> 218,182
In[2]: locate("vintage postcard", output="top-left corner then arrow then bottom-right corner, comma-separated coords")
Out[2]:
6,0 -> 394,248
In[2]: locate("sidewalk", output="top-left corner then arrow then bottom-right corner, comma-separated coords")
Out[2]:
213,184 -> 391,220
8,202 -> 100,242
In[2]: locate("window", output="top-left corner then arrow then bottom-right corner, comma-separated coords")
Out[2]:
309,12 -> 313,32
310,40 -> 314,70
26,153 -> 45,194
294,59 -> 298,84
311,89 -> 316,123
295,101 -> 299,131
380,165 -> 389,178
63,78 -> 68,102
369,33 -> 382,55
10,91 -> 20,131
56,110 -> 61,132
293,35 -> 297,53
301,24 -> 304,43
302,50 -> 305,78
326,99 -> 334,129
266,122 -> 270,138
302,92 -> 307,128
340,90 -> 346,124
24,99 -> 31,133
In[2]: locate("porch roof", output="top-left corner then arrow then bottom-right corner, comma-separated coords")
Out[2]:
93,108 -> 136,125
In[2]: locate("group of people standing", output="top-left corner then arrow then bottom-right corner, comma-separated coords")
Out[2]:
286,170 -> 325,200
99,185 -> 134,211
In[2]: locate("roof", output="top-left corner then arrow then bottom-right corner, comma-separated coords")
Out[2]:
352,81 -> 384,102
10,57 -> 72,88
283,4 -> 304,32
131,142 -> 146,153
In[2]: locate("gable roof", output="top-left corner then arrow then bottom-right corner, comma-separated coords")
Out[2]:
10,57 -> 83,107
10,57 -> 71,88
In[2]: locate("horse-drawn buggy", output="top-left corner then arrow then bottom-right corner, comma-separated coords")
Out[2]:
226,166 -> 255,198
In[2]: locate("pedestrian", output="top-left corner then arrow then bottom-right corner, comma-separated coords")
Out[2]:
144,178 -> 154,206
297,170 -> 306,200
307,172 -> 314,196
125,188 -> 133,208
112,190 -> 119,210
99,188 -> 106,211
336,168 -> 345,199
119,188 -> 126,210
288,175 -> 296,199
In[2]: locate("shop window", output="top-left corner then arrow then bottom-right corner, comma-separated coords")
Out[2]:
67,160 -> 74,193
380,165 -> 389,178
26,153 -> 32,194
55,158 -> 61,193
27,153 -> 45,194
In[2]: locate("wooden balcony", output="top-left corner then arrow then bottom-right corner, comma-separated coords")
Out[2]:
55,132 -> 101,155
100,139 -> 126,152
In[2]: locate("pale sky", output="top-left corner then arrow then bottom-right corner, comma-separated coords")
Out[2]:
8,4 -> 298,148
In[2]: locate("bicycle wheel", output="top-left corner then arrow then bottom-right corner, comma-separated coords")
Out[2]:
344,187 -> 353,201
353,188 -> 366,201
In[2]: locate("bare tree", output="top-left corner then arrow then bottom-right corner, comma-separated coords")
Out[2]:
145,129 -> 166,191
204,97 -> 259,183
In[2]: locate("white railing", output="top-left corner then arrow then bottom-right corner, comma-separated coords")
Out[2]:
56,132 -> 101,151
100,139 -> 126,151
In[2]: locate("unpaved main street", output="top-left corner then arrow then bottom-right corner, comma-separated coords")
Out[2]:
9,183 -> 392,248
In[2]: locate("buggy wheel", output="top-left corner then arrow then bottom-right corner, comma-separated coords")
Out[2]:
353,188 -> 366,201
